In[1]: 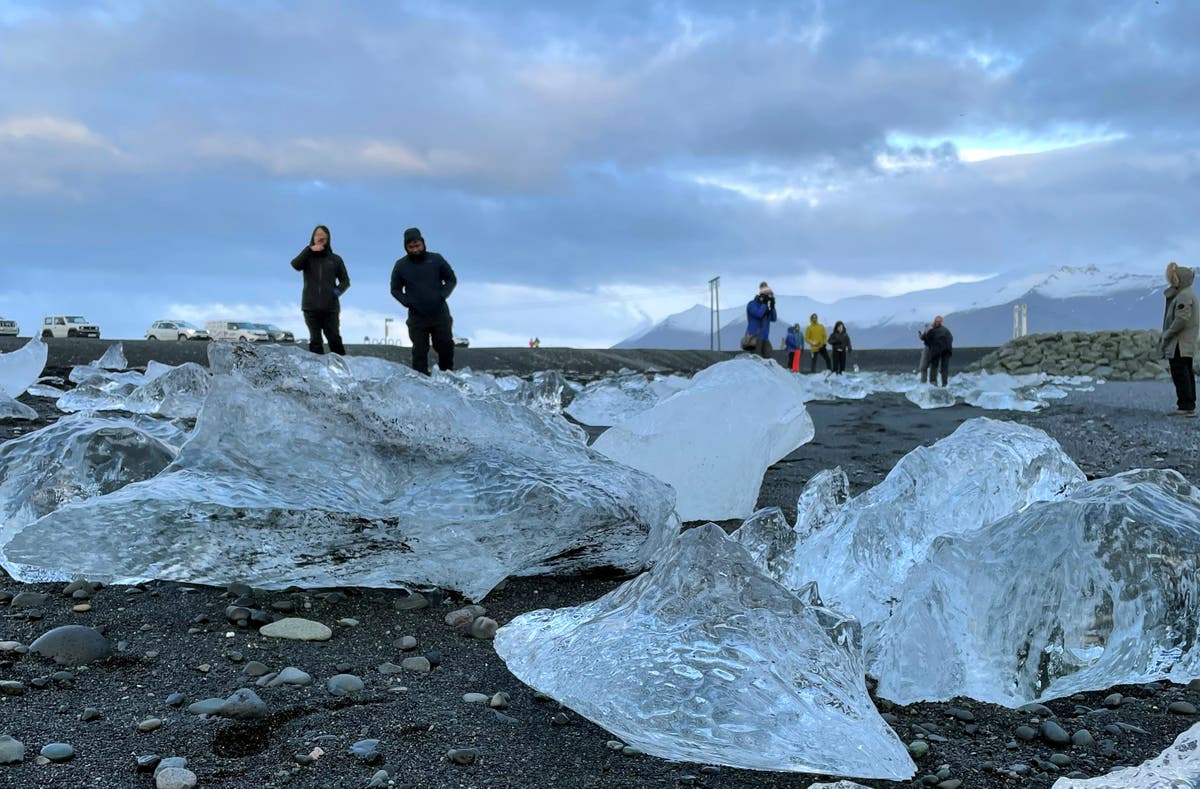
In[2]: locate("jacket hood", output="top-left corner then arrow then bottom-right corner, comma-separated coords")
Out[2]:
1177,266 -> 1195,289
403,227 -> 423,244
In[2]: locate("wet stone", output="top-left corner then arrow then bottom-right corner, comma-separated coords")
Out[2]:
40,743 -> 74,762
1041,720 -> 1071,747
1169,701 -> 1197,715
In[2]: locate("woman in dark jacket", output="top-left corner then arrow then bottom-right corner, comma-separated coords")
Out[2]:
291,224 -> 350,355
829,321 -> 852,374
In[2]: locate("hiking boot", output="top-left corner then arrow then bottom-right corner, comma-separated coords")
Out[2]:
1174,409 -> 1197,417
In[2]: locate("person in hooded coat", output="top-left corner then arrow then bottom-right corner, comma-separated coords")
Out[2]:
1161,261 -> 1198,416
828,320 -> 852,374
744,282 -> 777,359
784,323 -> 801,370
291,224 -> 350,355
805,313 -> 832,373
922,315 -> 953,386
390,227 -> 458,375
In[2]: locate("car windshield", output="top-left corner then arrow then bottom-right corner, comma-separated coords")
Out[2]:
66,316 -> 87,324
234,323 -> 260,330
175,320 -> 199,330
265,324 -> 283,332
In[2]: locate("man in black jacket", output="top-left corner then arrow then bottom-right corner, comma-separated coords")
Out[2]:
390,227 -> 458,375
922,315 -> 953,386
291,224 -> 350,355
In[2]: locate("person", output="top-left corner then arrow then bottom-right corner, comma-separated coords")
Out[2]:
529,338 -> 535,349
784,323 -> 801,371
743,282 -> 777,358
390,227 -> 458,375
916,322 -> 932,381
1161,261 -> 1198,416
829,320 -> 852,374
922,315 -> 953,386
534,337 -> 541,348
290,224 -> 350,355
805,313 -> 831,373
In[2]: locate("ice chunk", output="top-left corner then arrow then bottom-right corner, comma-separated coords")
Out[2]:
0,414 -> 183,553
593,358 -> 815,521
3,344 -> 678,598
904,384 -> 958,409
731,469 -> 850,579
26,383 -> 66,399
565,373 -> 692,426
120,363 -> 211,419
737,418 -> 1085,631
1051,721 -> 1200,787
872,469 -> 1200,706
0,338 -> 48,398
0,395 -> 37,421
495,524 -> 915,780
94,342 -> 128,371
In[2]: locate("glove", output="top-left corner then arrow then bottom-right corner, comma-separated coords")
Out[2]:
333,288 -> 342,297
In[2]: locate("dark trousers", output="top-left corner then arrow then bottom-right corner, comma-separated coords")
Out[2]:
1169,347 -> 1196,411
408,318 -> 455,375
302,309 -> 344,355
809,347 -> 832,372
927,352 -> 950,386
832,348 -> 847,374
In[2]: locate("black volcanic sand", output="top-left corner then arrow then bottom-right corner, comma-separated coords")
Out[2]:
1,346 -> 1198,788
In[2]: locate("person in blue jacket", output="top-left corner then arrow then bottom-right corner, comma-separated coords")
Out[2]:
784,323 -> 801,370
743,282 -> 777,359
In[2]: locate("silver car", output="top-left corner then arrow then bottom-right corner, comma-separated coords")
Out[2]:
253,323 -> 295,343
146,319 -> 210,341
0,317 -> 17,337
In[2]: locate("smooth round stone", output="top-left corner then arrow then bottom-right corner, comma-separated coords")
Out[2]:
271,667 -> 313,687
946,707 -> 975,722
154,757 -> 188,777
1170,701 -> 1198,715
377,662 -> 404,675
138,718 -> 163,733
258,618 -> 332,642
40,743 -> 74,762
349,739 -> 382,762
187,697 -> 226,716
490,692 -> 510,709
1050,753 -> 1072,767
397,636 -> 418,651
622,746 -> 644,756
0,735 -> 24,764
72,604 -> 92,613
155,767 -> 198,789
79,707 -> 102,722
11,591 -> 49,608
1041,720 -> 1071,747
327,674 -> 364,696
469,617 -> 498,639
401,657 -> 431,673
394,592 -> 428,611
1072,729 -> 1095,747
446,748 -> 478,765
605,740 -> 624,751
366,769 -> 390,788
136,754 -> 161,772
1102,693 -> 1123,708
0,641 -> 25,653
220,688 -> 268,719
29,625 -> 113,665
463,692 -> 489,704
908,741 -> 930,758
242,661 -> 270,677
337,618 -> 359,627
165,693 -> 185,708
0,681 -> 25,696
1018,703 -> 1053,716
1014,725 -> 1037,741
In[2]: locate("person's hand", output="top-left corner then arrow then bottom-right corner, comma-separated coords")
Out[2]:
310,241 -> 326,252
333,288 -> 342,297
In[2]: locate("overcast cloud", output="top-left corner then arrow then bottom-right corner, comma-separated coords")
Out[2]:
0,0 -> 1196,346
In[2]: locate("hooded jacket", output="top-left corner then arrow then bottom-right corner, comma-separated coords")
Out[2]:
291,243 -> 350,312
390,242 -> 458,324
1162,266 -> 1198,358
804,320 -> 828,352
745,296 -> 777,340
828,326 -> 852,352
785,326 -> 800,352
923,323 -> 953,357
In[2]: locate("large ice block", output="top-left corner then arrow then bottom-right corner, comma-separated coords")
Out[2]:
94,342 -> 128,371
871,469 -> 1200,706
494,524 -> 915,780
565,373 -> 692,427
3,344 -> 678,598
592,358 -> 814,521
735,418 -> 1085,631
0,396 -> 37,421
1050,721 -> 1200,787
0,338 -> 48,398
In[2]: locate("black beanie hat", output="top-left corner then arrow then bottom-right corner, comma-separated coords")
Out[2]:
403,227 -> 423,244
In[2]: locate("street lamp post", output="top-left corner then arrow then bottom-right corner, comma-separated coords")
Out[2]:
384,318 -> 394,344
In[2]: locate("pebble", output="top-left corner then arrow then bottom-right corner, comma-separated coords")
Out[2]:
72,604 -> 92,613
155,767 -> 198,789
79,707 -> 102,722
1018,703 -> 1053,716
605,740 -> 625,751
269,667 -> 314,687
366,769 -> 391,787
258,618 -> 332,641
187,699 -> 222,717
1014,725 -> 1037,741
337,618 -> 359,627
445,605 -> 487,628
397,635 -> 418,651
908,741 -> 930,758
40,743 -> 75,762
0,681 -> 25,696
138,718 -> 164,733
0,641 -> 24,653
937,780 -> 961,789
1169,701 -> 1197,715
1189,678 -> 1200,692
29,625 -> 113,665
0,735 -> 24,764
377,662 -> 404,674
220,688 -> 269,719
1103,692 -> 1123,708
165,693 -> 185,708
490,692 -> 510,709
136,754 -> 161,771
326,674 -> 364,696
401,657 -> 431,673
1071,729 -> 1095,747
270,599 -> 295,613
1049,753 -> 1072,768
243,661 -> 271,677
349,739 -> 383,763
10,591 -> 49,608
154,756 -> 188,776
463,692 -> 489,704
946,707 -> 975,722
1041,720 -> 1071,747
622,745 -> 643,756
469,617 -> 499,639
1118,722 -> 1151,735
394,592 -> 428,610
447,747 -> 478,765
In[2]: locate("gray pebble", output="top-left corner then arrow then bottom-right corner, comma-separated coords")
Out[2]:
447,747 -> 478,765
349,738 -> 382,763
165,693 -> 185,708
0,682 -> 26,697
377,662 -> 405,675
1071,729 -> 1095,747
1102,692 -> 1123,708
269,667 -> 313,687
469,617 -> 498,639
397,636 -> 418,650
326,674 -> 364,696
79,707 -> 102,722
1014,725 -> 1037,741
155,767 -> 198,789
39,743 -> 74,762
1169,701 -> 1197,715
29,625 -> 112,665
908,741 -> 930,758
242,661 -> 270,677
1041,720 -> 1071,747
1050,753 -> 1072,767
621,745 -> 643,756
490,692 -> 510,709
946,707 -> 975,722
219,688 -> 268,720
605,740 -> 624,751
401,657 -> 431,673
366,769 -> 390,787
154,756 -> 188,777
10,591 -> 49,608
463,692 -> 489,704
136,754 -> 161,771
394,593 -> 428,611
0,735 -> 24,764
137,718 -> 163,733
1017,703 -> 1053,716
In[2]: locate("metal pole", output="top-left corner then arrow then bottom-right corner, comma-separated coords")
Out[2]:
1013,305 -> 1019,340
1021,304 -> 1027,337
708,276 -> 721,351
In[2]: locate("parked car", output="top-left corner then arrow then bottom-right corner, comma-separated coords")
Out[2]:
42,315 -> 101,339
453,337 -> 470,348
0,317 -> 17,336
204,320 -> 270,342
253,323 -> 295,343
146,319 -> 210,341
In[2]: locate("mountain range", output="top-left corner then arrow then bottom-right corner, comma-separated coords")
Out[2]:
614,266 -> 1166,350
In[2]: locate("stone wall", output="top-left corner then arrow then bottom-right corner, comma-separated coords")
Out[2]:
968,330 -> 1172,381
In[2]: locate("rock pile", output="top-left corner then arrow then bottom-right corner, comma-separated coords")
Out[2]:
970,330 -> 1171,381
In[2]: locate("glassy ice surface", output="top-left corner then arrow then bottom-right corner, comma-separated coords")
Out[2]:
94,342 -> 128,371
565,373 -> 692,427
593,358 -> 815,521
494,524 -> 915,780
735,418 -> 1085,632
732,469 -> 850,580
0,395 -> 37,421
57,363 -> 210,418
0,414 -> 184,552
872,469 -> 1200,706
3,344 -> 677,598
26,383 -> 66,399
0,338 -> 48,398
1050,721 -> 1200,787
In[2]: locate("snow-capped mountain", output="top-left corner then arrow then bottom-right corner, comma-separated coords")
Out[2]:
614,266 -> 1165,349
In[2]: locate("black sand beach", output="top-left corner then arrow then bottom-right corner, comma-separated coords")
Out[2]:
1,341 -> 1198,788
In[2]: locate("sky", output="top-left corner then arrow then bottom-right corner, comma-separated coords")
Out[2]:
0,0 -> 1196,347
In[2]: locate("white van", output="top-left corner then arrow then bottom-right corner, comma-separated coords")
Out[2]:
42,315 -> 101,339
0,317 -> 17,336
204,320 -> 270,342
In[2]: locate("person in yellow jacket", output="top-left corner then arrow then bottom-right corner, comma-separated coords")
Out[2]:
805,313 -> 832,373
